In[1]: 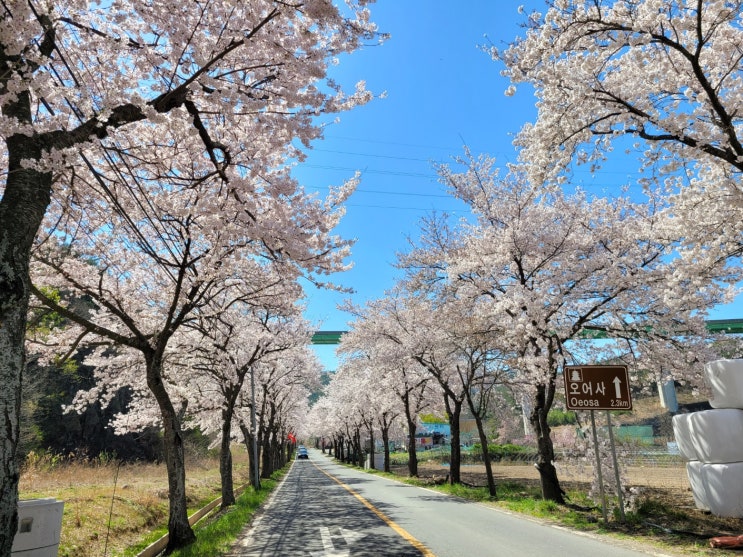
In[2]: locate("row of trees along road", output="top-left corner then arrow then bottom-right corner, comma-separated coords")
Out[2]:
4,0 -> 743,554
308,0 -> 743,505
0,2 -> 382,555
314,162 -> 734,502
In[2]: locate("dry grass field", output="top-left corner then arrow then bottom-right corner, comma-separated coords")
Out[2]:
19,451 -> 249,557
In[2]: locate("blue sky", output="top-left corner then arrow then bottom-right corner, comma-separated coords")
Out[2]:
294,1 -> 743,370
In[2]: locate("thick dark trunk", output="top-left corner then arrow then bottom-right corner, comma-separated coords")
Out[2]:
239,423 -> 260,490
381,426 -> 391,473
406,415 -> 419,477
356,429 -> 364,468
467,390 -> 497,498
529,383 -> 565,504
446,399 -> 463,485
260,430 -> 272,479
473,414 -> 497,497
402,393 -> 419,477
368,428 -> 375,470
0,299 -> 23,557
0,122 -> 54,555
219,408 -> 235,508
271,428 -> 280,472
145,355 -> 195,552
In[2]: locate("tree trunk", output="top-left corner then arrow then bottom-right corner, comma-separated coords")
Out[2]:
367,427 -> 375,470
403,393 -> 419,477
355,429 -> 364,468
270,427 -> 280,472
145,354 -> 195,552
473,412 -> 497,497
446,398 -> 463,485
0,294 -> 25,557
261,430 -> 272,479
219,407 -> 235,508
381,425 -> 391,473
239,423 -> 260,489
467,391 -> 497,498
0,118 -> 54,556
406,415 -> 418,477
529,382 -> 565,504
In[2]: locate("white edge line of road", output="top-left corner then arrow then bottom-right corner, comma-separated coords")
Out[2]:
232,460 -> 297,549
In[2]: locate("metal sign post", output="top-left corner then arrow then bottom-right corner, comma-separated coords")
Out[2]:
589,410 -> 607,523
565,365 -> 632,523
605,410 -> 626,521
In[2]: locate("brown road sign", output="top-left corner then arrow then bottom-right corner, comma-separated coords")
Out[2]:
564,365 -> 633,411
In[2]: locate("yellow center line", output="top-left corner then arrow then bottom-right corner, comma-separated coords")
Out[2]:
312,460 -> 436,557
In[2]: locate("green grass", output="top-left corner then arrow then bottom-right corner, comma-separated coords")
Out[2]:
120,526 -> 169,557
167,473 -> 282,557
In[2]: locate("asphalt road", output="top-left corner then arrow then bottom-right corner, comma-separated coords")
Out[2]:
229,448 -> 662,557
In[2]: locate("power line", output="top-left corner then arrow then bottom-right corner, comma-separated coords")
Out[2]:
312,148 -> 445,163
303,163 -> 438,179
311,184 -> 450,199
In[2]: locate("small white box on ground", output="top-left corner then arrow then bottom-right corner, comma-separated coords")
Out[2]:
11,498 -> 64,557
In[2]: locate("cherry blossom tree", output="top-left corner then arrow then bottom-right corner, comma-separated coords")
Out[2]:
28,118 -> 357,548
305,395 -> 343,456
382,266 -> 512,495
328,352 -> 405,471
182,290 -> 311,506
497,0 -> 743,256
249,345 -> 321,476
338,293 -> 437,476
430,154 -> 735,502
340,277 -> 503,488
0,2 -> 378,551
321,364 -> 367,465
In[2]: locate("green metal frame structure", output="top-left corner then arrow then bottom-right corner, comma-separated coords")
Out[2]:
311,331 -> 347,345
311,319 -> 743,345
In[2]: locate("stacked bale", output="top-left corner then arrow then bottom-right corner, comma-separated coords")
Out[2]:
672,359 -> 743,517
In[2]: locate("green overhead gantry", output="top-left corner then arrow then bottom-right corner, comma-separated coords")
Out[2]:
310,319 -> 743,345
706,319 -> 743,334
311,331 -> 347,345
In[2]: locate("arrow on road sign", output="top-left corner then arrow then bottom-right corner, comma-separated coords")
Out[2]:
613,376 -> 622,398
310,526 -> 364,557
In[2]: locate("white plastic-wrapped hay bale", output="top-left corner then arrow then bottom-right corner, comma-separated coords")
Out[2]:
688,409 -> 743,463
704,359 -> 743,409
672,413 -> 699,461
702,462 -> 743,518
686,461 -> 710,511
